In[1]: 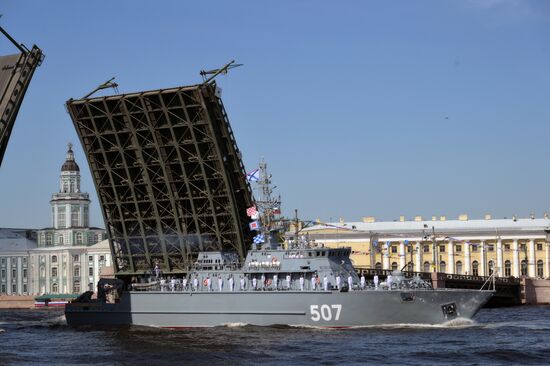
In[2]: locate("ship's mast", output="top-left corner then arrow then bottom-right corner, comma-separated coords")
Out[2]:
254,159 -> 281,248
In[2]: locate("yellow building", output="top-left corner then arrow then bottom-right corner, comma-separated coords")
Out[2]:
299,214 -> 550,278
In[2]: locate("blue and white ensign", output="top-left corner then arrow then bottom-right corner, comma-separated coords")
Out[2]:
246,169 -> 260,182
253,234 -> 265,244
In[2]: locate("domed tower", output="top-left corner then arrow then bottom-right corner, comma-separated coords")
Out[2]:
51,143 -> 90,233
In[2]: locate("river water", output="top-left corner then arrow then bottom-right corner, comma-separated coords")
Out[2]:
1,306 -> 550,365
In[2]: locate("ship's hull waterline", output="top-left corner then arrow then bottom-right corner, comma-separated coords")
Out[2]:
65,289 -> 492,328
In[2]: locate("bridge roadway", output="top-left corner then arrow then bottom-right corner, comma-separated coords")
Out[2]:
355,267 -> 521,307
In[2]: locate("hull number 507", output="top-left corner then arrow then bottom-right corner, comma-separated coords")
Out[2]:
310,304 -> 342,321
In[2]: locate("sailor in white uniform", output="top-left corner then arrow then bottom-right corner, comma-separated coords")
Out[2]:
360,274 -> 366,290
347,275 -> 353,291
228,276 -> 234,292
299,275 -> 305,291
252,277 -> 257,290
182,277 -> 188,291
336,275 -> 341,290
240,276 -> 245,291
323,275 -> 329,291
273,274 -> 278,290
311,275 -> 316,290
206,276 -> 212,291
387,274 -> 393,290
373,274 -> 379,289
218,276 -> 223,292
170,277 -> 177,292
193,276 -> 199,291
286,274 -> 291,289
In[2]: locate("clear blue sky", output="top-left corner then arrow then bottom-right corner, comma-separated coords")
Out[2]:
0,0 -> 549,229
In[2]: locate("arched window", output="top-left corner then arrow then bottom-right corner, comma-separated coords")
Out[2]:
440,261 -> 446,273
52,283 -> 58,294
52,255 -> 57,263
59,235 -> 64,245
504,260 -> 511,277
488,260 -> 495,276
521,260 -> 528,276
472,261 -> 479,276
537,260 -> 544,278
375,262 -> 382,270
73,281 -> 80,294
76,232 -> 83,244
455,261 -> 463,274
423,261 -> 430,272
391,262 -> 398,271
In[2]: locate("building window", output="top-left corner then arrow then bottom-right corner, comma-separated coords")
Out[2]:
505,260 -> 511,276
423,245 -> 430,253
537,243 -> 543,251
488,260 -> 495,275
1,257 -> 5,265
440,261 -> 446,273
487,245 -> 494,252
22,257 -> 27,265
88,256 -> 93,263
520,244 -> 527,251
472,261 -> 479,276
423,261 -> 430,272
76,232 -> 83,244
521,260 -> 528,276
23,269 -> 27,278
12,284 -> 16,293
471,245 -> 479,252
89,267 -> 93,276
504,244 -> 511,251
391,246 -> 397,253
73,281 -> 80,294
456,261 -> 463,275
438,245 -> 445,253
23,284 -> 27,293
52,255 -> 58,263
52,283 -> 58,293
52,267 -> 58,277
391,262 -> 398,271
455,245 -> 462,253
537,260 -> 544,278
73,254 -> 79,262
46,233 -> 53,245
59,235 -> 64,245
74,267 -> 80,277
58,206 -> 66,228
71,205 -> 80,227
1,269 -> 5,278
83,207 -> 89,227
1,284 -> 5,293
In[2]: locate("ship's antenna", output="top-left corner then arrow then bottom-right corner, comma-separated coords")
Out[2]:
253,159 -> 281,248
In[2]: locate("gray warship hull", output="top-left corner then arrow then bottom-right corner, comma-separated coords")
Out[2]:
65,288 -> 492,328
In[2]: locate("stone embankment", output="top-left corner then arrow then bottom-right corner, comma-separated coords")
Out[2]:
0,295 -> 35,309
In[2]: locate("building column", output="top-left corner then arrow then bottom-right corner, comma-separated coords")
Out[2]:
528,239 -> 536,277
465,242 -> 471,275
399,241 -> 406,269
415,242 -> 422,272
512,240 -> 520,277
480,241 -> 486,276
545,242 -> 550,279
496,240 -> 503,277
383,243 -> 390,270
447,240 -> 455,274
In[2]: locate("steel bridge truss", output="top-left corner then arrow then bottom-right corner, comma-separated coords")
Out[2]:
67,83 -> 254,276
0,46 -> 43,166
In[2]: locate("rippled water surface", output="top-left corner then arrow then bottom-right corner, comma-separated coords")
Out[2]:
2,306 -> 550,365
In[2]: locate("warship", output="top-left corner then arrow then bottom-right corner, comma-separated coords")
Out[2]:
65,161 -> 493,328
